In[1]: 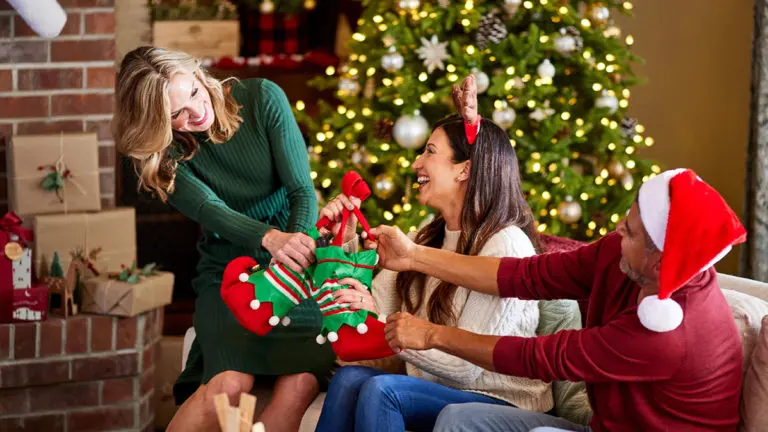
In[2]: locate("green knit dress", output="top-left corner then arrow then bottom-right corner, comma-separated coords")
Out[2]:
170,78 -> 336,404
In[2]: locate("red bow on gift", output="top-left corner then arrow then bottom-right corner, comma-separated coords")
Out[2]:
0,212 -> 33,243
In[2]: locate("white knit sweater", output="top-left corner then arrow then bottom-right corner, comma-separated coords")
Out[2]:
345,225 -> 554,412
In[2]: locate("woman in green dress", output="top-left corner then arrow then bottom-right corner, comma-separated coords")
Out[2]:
114,46 -> 335,432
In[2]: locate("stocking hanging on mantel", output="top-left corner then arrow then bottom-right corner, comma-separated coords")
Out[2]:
6,0 -> 67,38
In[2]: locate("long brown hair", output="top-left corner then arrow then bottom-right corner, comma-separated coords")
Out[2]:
395,115 -> 540,325
113,46 -> 243,201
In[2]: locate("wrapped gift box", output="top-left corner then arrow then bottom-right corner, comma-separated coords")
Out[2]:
7,133 -> 101,216
153,20 -> 240,58
0,212 -> 37,323
81,271 -> 174,317
12,283 -> 48,322
32,208 -> 136,279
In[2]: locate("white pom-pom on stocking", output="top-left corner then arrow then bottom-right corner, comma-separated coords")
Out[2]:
356,323 -> 368,334
327,331 -> 339,343
249,299 -> 260,310
269,316 -> 280,326
281,317 -> 291,326
316,334 -> 327,345
239,272 -> 249,282
7,0 -> 66,39
637,295 -> 683,332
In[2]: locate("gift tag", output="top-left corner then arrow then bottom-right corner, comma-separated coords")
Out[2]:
12,249 -> 32,289
5,242 -> 23,260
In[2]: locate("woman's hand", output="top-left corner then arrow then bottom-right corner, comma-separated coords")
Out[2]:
318,194 -> 362,243
364,225 -> 417,272
262,230 -> 316,273
332,278 -> 378,314
385,312 -> 439,353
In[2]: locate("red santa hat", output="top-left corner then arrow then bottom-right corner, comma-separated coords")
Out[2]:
636,168 -> 746,332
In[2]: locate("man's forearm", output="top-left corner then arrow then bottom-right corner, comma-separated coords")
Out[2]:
429,325 -> 502,373
411,245 -> 502,296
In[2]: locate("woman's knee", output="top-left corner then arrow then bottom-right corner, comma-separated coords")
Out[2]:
329,366 -> 377,391
434,403 -> 485,431
358,374 -> 403,402
204,371 -> 255,405
276,372 -> 319,397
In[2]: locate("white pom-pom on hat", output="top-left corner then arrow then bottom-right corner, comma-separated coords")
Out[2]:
249,300 -> 260,310
281,317 -> 291,326
316,334 -> 327,345
269,316 -> 280,326
327,331 -> 339,343
637,295 -> 684,333
239,272 -> 249,283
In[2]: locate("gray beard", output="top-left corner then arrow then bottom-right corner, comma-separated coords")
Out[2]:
619,257 -> 645,285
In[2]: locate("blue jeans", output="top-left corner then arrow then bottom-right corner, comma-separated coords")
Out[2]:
433,403 -> 592,432
315,366 -> 509,432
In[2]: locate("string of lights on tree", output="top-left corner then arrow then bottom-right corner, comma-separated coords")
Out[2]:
293,0 -> 661,240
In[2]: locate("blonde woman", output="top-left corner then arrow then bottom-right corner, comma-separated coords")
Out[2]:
114,46 -> 333,432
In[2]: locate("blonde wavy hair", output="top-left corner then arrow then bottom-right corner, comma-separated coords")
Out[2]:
113,46 -> 243,201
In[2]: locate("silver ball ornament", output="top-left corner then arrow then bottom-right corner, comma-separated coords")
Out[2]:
393,110 -> 429,149
558,197 -> 582,224
338,77 -> 361,97
503,0 -> 522,15
472,68 -> 490,94
595,90 -> 619,114
382,47 -> 404,72
396,0 -> 420,12
537,59 -> 556,79
492,103 -> 517,130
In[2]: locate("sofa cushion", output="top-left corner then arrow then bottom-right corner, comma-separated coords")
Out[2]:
741,315 -> 768,432
722,289 -> 768,376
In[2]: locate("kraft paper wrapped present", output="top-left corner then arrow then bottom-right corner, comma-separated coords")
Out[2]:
32,208 -> 136,279
7,132 -> 101,216
81,271 -> 174,317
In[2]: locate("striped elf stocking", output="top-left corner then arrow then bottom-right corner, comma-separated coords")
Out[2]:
220,229 -> 318,336
312,245 -> 395,362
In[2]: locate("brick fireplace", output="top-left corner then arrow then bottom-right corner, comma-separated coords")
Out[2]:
0,310 -> 161,431
0,0 -> 117,213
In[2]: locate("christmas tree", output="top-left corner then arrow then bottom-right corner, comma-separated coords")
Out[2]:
294,0 -> 660,239
49,251 -> 64,278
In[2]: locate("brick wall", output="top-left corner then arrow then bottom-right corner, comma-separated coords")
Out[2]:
0,0 -> 117,213
0,309 -> 161,431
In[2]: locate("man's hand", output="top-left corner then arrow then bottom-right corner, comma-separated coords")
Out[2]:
364,225 -> 417,272
261,230 -> 316,273
385,312 -> 439,353
452,74 -> 479,124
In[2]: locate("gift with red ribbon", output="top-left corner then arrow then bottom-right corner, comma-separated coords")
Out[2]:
0,211 -> 44,323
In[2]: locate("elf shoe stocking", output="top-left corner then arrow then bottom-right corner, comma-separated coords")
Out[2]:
220,253 -> 314,336
312,245 -> 395,362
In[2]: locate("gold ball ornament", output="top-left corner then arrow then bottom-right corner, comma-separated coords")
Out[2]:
351,148 -> 369,166
337,77 -> 361,97
374,174 -> 396,199
558,197 -> 582,224
606,159 -> 625,178
586,3 -> 610,26
259,0 -> 275,14
304,0 -> 316,10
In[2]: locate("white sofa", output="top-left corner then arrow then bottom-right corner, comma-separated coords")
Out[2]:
179,272 -> 768,432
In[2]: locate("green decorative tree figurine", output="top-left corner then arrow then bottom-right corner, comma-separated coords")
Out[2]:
294,0 -> 660,240
49,251 -> 64,278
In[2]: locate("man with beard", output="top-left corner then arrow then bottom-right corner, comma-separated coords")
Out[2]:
368,168 -> 746,431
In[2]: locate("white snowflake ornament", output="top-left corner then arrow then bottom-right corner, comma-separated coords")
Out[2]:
416,35 -> 449,74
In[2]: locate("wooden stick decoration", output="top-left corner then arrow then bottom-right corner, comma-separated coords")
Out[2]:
213,392 -> 265,432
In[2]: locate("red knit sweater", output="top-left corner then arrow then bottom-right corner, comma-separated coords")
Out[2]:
493,232 -> 742,431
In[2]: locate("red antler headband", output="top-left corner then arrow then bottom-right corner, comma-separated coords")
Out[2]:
464,115 -> 482,145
